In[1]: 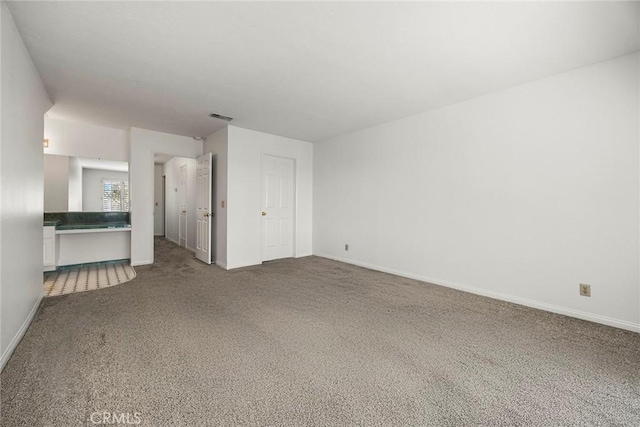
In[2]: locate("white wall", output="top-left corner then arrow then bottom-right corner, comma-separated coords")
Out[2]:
226,126 -> 313,269
43,154 -> 69,212
203,126 -> 228,267
44,117 -> 129,161
163,157 -> 196,251
153,164 -> 164,236
0,3 -> 52,370
82,169 -> 128,211
129,128 -> 202,265
67,156 -> 82,211
314,53 -> 640,332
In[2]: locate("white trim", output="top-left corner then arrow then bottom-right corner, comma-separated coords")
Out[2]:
131,259 -> 152,267
147,150 -> 156,266
215,261 -> 228,270
315,252 -> 640,333
260,153 -> 297,263
164,236 -> 195,253
294,252 -> 313,258
1,293 -> 43,372
56,227 -> 131,235
226,261 -> 259,270
165,236 -> 180,246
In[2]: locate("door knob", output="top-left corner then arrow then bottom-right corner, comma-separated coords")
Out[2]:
261,211 -> 267,216
204,213 -> 209,217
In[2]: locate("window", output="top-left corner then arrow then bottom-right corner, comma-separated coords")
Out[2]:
102,180 -> 129,212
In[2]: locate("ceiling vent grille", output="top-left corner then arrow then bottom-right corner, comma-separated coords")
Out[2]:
209,112 -> 233,121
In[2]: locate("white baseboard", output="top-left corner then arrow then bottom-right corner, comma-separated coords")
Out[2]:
164,237 -> 195,253
314,252 -> 640,333
165,236 -> 180,246
131,260 -> 151,267
1,293 -> 43,372
215,260 -> 228,270
226,261 -> 259,270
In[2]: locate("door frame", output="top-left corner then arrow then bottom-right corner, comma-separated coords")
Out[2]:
161,174 -> 166,236
260,153 -> 297,262
195,152 -> 213,264
149,152 -> 200,265
178,163 -> 188,248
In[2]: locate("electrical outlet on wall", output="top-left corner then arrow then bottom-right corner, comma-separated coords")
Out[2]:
579,283 -> 591,297
345,244 -> 349,251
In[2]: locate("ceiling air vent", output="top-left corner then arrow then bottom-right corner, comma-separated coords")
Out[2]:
209,112 -> 233,122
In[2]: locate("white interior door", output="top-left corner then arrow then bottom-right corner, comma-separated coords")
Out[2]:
195,153 -> 213,264
178,164 -> 187,247
261,155 -> 294,262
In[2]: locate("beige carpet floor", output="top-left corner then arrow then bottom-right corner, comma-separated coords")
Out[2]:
1,237 -> 639,426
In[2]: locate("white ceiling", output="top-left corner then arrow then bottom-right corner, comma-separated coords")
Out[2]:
154,153 -> 173,165
8,2 -> 639,142
76,157 -> 128,173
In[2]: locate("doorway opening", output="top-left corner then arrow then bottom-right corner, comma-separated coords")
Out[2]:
162,175 -> 166,236
153,153 -> 215,265
153,161 -> 165,237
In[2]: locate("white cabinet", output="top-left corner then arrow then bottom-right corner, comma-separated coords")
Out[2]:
56,228 -> 130,267
43,226 -> 56,271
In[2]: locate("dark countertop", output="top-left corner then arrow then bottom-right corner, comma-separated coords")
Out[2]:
56,223 -> 132,230
44,212 -> 130,230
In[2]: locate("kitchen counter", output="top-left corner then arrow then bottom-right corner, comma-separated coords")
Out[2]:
43,212 -> 131,267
